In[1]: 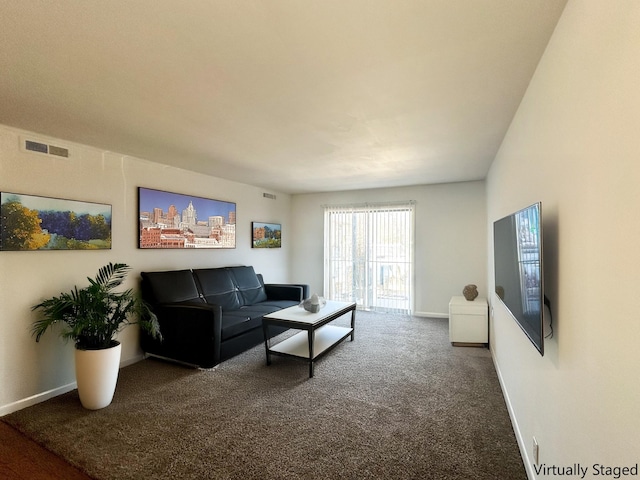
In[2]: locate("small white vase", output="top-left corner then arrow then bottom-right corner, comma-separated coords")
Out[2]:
74,341 -> 121,410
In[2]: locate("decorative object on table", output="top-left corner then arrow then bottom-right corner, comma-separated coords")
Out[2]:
31,263 -> 161,410
251,222 -> 282,248
462,284 -> 479,301
0,192 -> 111,251
300,293 -> 327,313
138,187 -> 236,249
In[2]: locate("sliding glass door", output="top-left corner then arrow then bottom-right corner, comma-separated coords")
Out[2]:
324,202 -> 414,313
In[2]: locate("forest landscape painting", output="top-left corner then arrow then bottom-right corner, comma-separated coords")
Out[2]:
0,192 -> 112,251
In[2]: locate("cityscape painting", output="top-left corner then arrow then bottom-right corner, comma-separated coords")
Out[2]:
0,192 -> 112,251
252,222 -> 281,248
138,187 -> 236,249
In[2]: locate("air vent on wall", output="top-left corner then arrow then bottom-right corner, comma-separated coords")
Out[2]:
48,145 -> 69,157
263,193 -> 277,200
22,137 -> 70,158
25,140 -> 48,154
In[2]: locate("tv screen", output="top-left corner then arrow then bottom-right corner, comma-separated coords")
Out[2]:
493,202 -> 544,355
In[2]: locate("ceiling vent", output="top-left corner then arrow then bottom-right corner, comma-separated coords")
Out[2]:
263,193 -> 276,200
21,137 -> 70,158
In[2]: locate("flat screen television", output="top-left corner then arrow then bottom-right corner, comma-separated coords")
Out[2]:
493,202 -> 544,355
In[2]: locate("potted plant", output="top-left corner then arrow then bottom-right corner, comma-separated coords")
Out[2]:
31,262 -> 161,410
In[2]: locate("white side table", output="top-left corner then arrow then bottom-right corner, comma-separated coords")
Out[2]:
449,296 -> 488,346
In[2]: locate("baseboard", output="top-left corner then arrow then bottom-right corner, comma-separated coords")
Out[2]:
0,354 -> 146,417
413,311 -> 448,319
490,349 -> 534,480
121,354 -> 145,368
0,381 -> 77,417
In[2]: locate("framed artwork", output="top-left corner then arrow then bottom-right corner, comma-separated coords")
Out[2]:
138,187 -> 236,249
0,192 -> 112,251
252,222 -> 281,248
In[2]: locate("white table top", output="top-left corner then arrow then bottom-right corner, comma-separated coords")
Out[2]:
263,300 -> 355,324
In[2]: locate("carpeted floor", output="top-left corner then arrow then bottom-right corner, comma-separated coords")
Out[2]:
3,312 -> 526,480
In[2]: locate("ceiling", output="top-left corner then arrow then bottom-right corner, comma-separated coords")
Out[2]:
0,1 -> 567,194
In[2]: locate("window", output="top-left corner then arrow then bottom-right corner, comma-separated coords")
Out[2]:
324,202 -> 415,313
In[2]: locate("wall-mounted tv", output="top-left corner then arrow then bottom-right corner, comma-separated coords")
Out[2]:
493,202 -> 544,355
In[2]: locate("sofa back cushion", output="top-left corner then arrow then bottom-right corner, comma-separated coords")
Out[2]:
228,266 -> 268,306
141,270 -> 203,305
193,268 -> 242,311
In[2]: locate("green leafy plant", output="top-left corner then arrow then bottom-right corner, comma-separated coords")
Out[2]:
31,263 -> 161,350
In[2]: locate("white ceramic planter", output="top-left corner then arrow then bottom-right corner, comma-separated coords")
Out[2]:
74,341 -> 122,410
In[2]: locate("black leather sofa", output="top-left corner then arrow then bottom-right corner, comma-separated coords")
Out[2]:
140,266 -> 309,368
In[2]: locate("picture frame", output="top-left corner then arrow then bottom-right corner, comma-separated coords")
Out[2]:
138,187 -> 236,249
252,222 -> 281,248
0,192 -> 112,251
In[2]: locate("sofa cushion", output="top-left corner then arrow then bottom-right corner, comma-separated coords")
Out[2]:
255,299 -> 300,310
228,266 -> 268,306
193,268 -> 242,311
220,309 -> 261,340
142,270 -> 203,304
221,303 -> 299,340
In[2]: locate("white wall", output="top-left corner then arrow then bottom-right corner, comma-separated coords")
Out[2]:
487,1 -> 640,477
291,181 -> 487,316
0,124 -> 293,414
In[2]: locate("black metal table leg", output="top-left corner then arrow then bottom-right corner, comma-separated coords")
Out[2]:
263,322 -> 271,366
350,308 -> 356,341
308,328 -> 315,378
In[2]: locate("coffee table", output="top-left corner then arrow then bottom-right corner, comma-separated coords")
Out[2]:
262,300 -> 356,377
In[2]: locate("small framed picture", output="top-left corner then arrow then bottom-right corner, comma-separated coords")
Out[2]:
252,222 -> 281,248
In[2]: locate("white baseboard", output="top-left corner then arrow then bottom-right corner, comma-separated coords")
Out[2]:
121,354 -> 144,368
0,381 -> 77,417
490,349 -> 534,480
0,355 -> 145,417
413,311 -> 448,319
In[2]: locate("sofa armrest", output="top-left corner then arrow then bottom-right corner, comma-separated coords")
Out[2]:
264,284 -> 309,302
141,302 -> 223,368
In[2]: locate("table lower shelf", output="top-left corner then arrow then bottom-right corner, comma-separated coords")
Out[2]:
269,325 -> 353,359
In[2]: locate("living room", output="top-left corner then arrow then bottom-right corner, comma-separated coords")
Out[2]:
2,1 -> 639,479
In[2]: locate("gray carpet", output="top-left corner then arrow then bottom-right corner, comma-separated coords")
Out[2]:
4,312 -> 526,479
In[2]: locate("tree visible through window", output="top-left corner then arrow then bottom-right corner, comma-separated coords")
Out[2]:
324,202 -> 414,313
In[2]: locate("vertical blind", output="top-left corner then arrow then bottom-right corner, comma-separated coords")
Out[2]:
323,201 -> 415,314
515,204 -> 541,316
